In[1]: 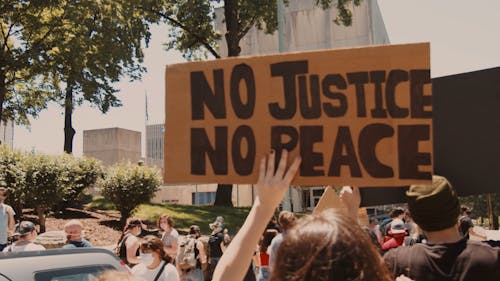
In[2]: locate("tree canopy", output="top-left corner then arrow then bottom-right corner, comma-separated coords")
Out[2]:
162,0 -> 362,59
0,1 -> 67,125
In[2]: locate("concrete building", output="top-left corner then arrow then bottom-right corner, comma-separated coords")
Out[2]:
151,184 -> 255,207
145,124 -> 164,170
83,127 -> 141,166
0,120 -> 14,148
215,0 -> 389,57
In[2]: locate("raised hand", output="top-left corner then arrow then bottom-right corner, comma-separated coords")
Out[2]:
254,150 -> 301,211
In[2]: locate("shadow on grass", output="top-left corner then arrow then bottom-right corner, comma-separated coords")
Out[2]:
99,219 -> 123,231
53,208 -> 98,219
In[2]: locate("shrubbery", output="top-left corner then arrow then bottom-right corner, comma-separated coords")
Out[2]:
100,162 -> 161,227
0,146 -> 161,231
0,146 -> 103,232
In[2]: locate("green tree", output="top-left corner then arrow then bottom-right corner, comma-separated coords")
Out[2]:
162,0 -> 361,59
57,155 -> 103,210
0,145 -> 25,218
101,162 -> 161,227
159,0 -> 362,205
460,193 -> 500,229
38,0 -> 159,153
0,1 -> 68,125
23,153 -> 66,233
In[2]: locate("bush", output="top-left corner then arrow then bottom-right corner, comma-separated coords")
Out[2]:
57,155 -> 103,210
100,162 -> 161,227
0,146 -> 26,217
23,153 -> 66,232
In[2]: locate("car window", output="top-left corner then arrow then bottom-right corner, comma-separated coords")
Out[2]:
34,265 -> 116,281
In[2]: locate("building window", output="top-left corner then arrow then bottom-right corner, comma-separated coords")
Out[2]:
192,192 -> 217,205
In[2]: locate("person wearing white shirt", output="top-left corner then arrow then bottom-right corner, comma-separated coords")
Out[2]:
3,221 -> 45,253
131,235 -> 179,281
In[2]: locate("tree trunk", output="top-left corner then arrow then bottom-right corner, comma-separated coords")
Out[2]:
0,71 -> 6,124
214,0 -> 240,205
224,0 -> 241,57
487,193 -> 498,230
214,184 -> 233,207
120,210 -> 131,229
63,84 -> 76,154
36,207 -> 46,233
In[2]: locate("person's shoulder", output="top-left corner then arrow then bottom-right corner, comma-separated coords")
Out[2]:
3,204 -> 14,214
172,229 -> 179,237
163,263 -> 179,280
62,243 -> 77,249
131,262 -> 145,273
384,244 -> 420,259
82,239 -> 93,247
467,240 -> 500,255
27,243 -> 45,251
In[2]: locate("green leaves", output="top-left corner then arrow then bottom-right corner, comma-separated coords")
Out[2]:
100,162 -> 161,222
162,0 -> 361,60
0,146 -> 103,210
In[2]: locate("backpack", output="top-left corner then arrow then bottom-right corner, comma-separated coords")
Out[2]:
177,236 -> 198,270
115,233 -> 130,260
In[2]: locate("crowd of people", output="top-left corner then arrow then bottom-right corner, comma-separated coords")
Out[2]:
2,151 -> 500,281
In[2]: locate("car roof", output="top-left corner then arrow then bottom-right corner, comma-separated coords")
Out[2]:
0,248 -> 124,281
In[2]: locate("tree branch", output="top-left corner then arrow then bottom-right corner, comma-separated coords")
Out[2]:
157,11 -> 221,59
1,22 -> 14,53
238,15 -> 257,41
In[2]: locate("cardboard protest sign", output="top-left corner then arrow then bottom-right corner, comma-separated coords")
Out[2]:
312,186 -> 341,214
165,43 -> 432,186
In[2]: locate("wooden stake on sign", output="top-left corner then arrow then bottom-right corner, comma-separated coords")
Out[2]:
313,186 -> 342,215
313,186 -> 370,226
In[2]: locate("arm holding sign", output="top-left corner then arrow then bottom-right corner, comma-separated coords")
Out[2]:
212,150 -> 301,281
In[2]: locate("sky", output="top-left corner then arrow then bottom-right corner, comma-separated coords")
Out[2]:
12,0 -> 500,156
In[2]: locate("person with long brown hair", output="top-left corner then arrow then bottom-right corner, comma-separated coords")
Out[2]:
117,218 -> 143,266
131,235 -> 179,281
270,209 -> 392,281
211,150 -> 402,281
158,214 -> 179,259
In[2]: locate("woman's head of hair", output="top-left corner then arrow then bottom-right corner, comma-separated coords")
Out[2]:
270,209 -> 392,281
260,229 -> 278,253
278,211 -> 296,232
124,218 -> 142,232
140,235 -> 172,263
157,214 -> 175,229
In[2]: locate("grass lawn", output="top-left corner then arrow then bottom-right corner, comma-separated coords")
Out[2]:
89,197 -> 252,235
134,204 -> 251,235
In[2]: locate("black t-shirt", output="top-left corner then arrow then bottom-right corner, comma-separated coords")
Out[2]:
208,231 -> 224,258
460,216 -> 474,237
384,238 -> 500,281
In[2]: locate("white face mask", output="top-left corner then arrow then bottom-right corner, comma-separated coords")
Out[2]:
140,253 -> 154,266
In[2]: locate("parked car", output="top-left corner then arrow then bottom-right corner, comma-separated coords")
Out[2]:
0,247 -> 126,281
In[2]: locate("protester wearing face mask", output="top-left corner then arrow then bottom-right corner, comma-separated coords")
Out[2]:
158,214 -> 179,259
0,187 -> 15,252
131,235 -> 179,281
117,218 -> 144,267
62,219 -> 92,248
